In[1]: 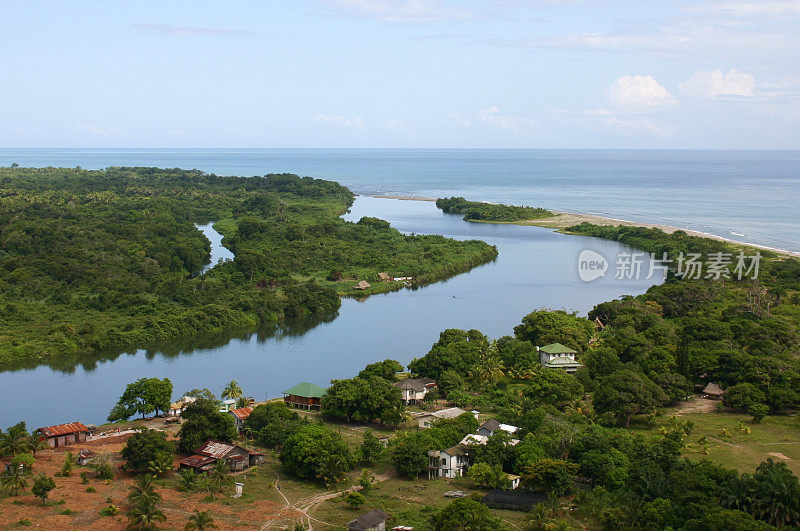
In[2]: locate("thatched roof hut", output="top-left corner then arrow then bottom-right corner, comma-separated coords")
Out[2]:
703,382 -> 725,398
354,280 -> 371,290
377,272 -> 391,282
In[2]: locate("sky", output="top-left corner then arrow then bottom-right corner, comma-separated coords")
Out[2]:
1,1 -> 799,149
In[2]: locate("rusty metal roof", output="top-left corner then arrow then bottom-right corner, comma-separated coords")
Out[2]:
229,406 -> 253,420
195,440 -> 240,459
180,455 -> 216,469
39,422 -> 89,438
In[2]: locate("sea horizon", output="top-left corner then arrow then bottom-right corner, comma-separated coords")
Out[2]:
2,147 -> 799,254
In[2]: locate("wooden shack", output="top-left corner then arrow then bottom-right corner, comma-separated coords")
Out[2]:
179,440 -> 264,473
354,280 -> 371,290
38,422 -> 90,448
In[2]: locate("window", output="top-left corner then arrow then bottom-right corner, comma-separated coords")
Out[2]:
441,458 -> 446,466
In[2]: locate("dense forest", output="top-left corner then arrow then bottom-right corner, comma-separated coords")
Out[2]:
436,196 -> 553,222
394,224 -> 800,528
0,167 -> 496,367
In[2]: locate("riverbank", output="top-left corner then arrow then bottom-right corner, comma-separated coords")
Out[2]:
363,194 -> 800,259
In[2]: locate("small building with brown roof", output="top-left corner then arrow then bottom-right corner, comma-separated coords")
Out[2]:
38,422 -> 90,448
354,280 -> 372,290
348,509 -> 391,531
179,440 -> 264,473
377,272 -> 391,282
228,406 -> 253,431
703,382 -> 725,399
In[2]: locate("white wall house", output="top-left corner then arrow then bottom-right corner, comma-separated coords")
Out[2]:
428,445 -> 470,479
394,378 -> 436,405
537,343 -> 583,373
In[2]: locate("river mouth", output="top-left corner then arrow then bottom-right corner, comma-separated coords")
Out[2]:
0,197 -> 659,428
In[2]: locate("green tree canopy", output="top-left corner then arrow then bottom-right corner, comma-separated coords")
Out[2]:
108,377 -> 173,421
592,370 -> 668,427
177,399 -> 237,454
513,309 -> 594,353
121,428 -> 175,474
279,425 -> 355,483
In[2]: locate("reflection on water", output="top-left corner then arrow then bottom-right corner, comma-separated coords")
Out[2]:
0,197 -> 659,428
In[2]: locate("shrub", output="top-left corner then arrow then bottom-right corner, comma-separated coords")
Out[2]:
99,505 -> 120,516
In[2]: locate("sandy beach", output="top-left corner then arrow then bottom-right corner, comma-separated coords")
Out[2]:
360,194 -> 800,259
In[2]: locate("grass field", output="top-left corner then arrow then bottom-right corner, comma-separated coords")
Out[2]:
644,402 -> 800,475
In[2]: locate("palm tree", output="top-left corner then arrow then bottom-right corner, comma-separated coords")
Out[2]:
209,459 -> 233,493
753,460 -> 800,527
127,501 -> 167,531
0,422 -> 30,457
221,381 -> 243,401
27,433 -> 47,457
720,474 -> 755,513
127,475 -> 163,507
127,475 -> 166,530
178,468 -> 197,492
1,467 -> 29,496
185,510 -> 217,530
470,356 -> 505,385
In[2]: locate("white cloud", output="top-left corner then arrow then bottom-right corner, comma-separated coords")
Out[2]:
131,23 -> 252,36
607,75 -> 678,110
478,106 -> 534,133
321,0 -> 474,23
679,69 -> 755,98
314,114 -> 366,129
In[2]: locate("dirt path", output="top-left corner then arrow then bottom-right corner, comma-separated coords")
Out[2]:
673,397 -> 718,415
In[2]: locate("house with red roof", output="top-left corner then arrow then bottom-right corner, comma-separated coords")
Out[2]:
38,422 -> 90,448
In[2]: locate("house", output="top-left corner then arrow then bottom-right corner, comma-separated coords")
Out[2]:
38,422 -> 90,449
283,382 -> 326,410
348,509 -> 391,531
703,382 -> 725,399
76,450 -> 95,466
476,419 -> 519,438
228,406 -> 253,430
179,440 -> 264,473
428,444 -> 470,479
168,396 -> 197,417
218,399 -> 237,413
537,343 -> 583,373
417,407 -> 470,428
377,272 -> 392,282
354,280 -> 371,290
393,378 -> 436,405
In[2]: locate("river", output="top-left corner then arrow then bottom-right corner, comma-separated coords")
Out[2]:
0,197 -> 658,428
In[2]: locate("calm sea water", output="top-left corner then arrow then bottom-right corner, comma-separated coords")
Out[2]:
1,148 -> 798,252
0,197 -> 657,428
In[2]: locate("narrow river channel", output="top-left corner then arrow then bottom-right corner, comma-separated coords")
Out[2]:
0,197 -> 659,428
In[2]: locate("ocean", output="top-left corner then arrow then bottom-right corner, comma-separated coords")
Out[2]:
1,148 -> 798,253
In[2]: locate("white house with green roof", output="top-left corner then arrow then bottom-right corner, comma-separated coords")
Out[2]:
283,382 -> 326,410
537,343 -> 583,373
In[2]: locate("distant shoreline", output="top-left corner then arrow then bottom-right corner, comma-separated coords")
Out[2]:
359,193 -> 800,259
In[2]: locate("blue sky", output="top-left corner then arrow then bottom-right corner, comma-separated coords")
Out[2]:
2,1 -> 799,148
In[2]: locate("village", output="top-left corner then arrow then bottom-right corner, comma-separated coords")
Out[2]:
3,325 -> 788,531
